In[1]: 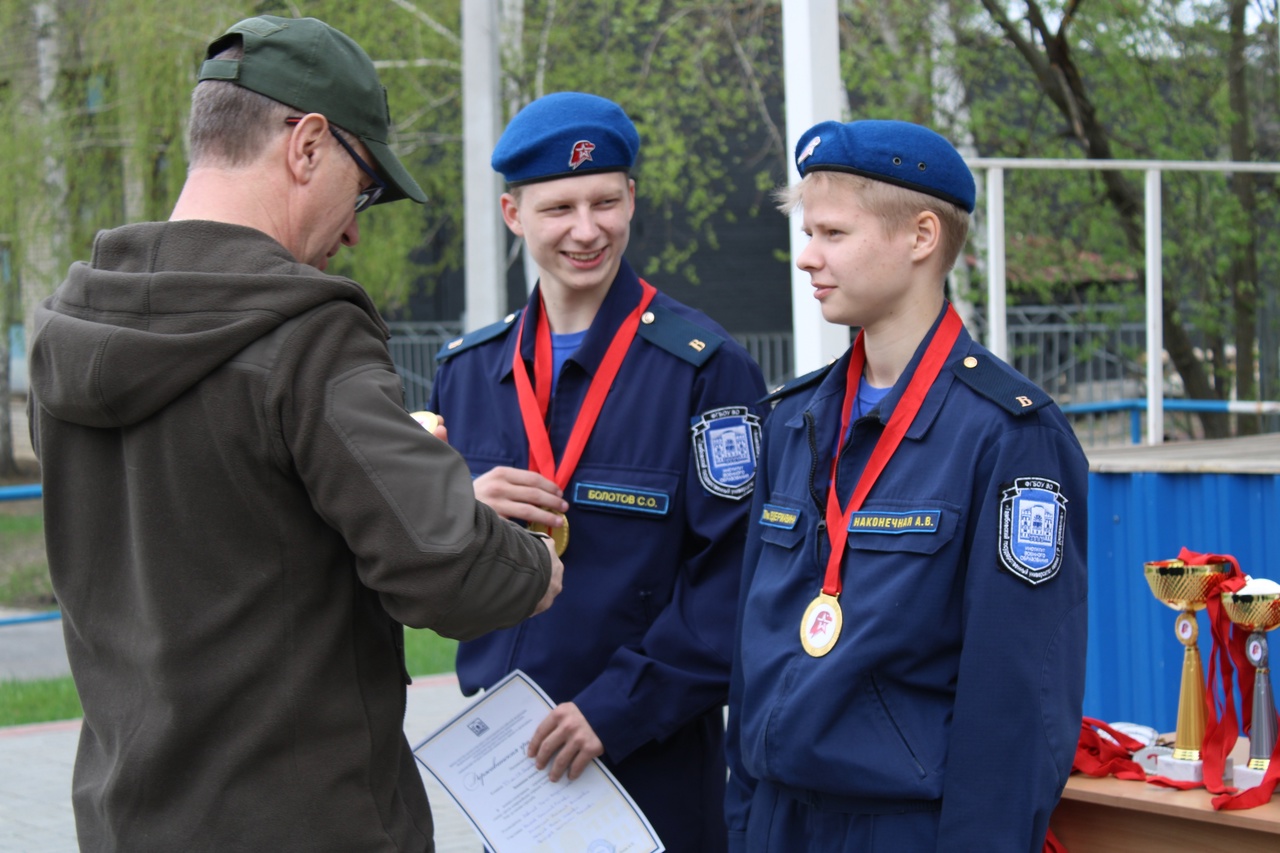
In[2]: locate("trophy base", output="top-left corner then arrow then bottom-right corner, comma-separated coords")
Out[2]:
1233,765 -> 1267,790
1133,745 -> 1173,774
1155,754 -> 1234,784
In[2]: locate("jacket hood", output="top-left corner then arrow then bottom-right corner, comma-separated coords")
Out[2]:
30,220 -> 386,428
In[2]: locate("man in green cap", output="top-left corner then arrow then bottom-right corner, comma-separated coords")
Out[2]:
27,16 -> 562,852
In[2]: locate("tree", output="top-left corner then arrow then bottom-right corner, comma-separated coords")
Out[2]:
828,0 -> 1280,439
494,1 -> 785,284
10,0 -> 1278,454
0,1 -> 790,472
967,0 -> 1279,438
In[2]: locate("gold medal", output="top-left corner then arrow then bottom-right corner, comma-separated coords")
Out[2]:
529,513 -> 569,557
800,593 -> 843,657
409,410 -> 440,433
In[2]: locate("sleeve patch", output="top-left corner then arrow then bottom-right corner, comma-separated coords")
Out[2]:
691,405 -> 761,500
998,477 -> 1068,585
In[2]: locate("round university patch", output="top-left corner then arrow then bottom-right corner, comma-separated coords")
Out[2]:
998,476 -> 1068,585
691,406 -> 761,500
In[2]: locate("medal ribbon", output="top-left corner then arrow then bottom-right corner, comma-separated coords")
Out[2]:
512,280 -> 657,490
821,306 -> 963,597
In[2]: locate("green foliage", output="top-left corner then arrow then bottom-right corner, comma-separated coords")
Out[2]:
500,1 -> 785,286
8,0 -> 1280,407
824,0 -> 1280,416
2,2 -> 786,315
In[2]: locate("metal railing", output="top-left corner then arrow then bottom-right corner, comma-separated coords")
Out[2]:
0,484 -> 41,502
385,323 -> 798,405
386,322 -> 461,412
1061,398 -> 1280,445
972,157 -> 1280,445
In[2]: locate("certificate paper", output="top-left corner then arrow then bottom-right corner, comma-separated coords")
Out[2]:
413,670 -> 664,853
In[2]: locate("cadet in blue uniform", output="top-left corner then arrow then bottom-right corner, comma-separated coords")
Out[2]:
725,121 -> 1088,852
430,92 -> 767,852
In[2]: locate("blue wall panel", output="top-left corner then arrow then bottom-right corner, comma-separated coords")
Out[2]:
1086,470 -> 1280,733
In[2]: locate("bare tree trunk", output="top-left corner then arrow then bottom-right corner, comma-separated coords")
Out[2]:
978,0 -> 1230,437
1227,0 -> 1260,435
0,289 -> 14,478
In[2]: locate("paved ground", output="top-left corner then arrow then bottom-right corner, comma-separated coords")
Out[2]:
0,671 -> 483,852
0,613 -> 68,682
9,398 -> 33,466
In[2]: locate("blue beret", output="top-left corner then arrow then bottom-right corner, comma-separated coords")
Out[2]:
794,120 -> 975,213
492,92 -> 640,186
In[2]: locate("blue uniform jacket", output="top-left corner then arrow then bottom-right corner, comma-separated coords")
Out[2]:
431,259 -> 767,851
726,307 -> 1088,853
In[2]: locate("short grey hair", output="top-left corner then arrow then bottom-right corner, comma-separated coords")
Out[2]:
187,42 -> 294,168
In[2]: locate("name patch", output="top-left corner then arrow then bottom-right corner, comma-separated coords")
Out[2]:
848,510 -> 941,534
691,406 -> 761,500
573,482 -> 670,515
759,504 -> 801,529
998,477 -> 1068,585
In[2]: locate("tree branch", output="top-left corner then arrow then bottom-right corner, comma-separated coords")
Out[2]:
386,0 -> 461,49
721,12 -> 784,163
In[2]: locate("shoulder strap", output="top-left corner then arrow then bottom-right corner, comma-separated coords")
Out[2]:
635,303 -> 725,367
435,310 -> 522,361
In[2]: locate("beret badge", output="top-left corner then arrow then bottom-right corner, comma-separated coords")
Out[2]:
569,140 -> 596,170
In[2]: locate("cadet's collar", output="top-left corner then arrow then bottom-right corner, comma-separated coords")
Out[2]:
884,303 -> 967,440
787,302 -> 967,441
511,258 -> 642,378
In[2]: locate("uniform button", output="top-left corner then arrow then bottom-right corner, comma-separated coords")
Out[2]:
641,311 -> 655,324
963,356 -> 978,368
504,313 -> 516,323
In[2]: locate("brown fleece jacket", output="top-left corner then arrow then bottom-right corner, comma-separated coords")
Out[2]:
29,220 -> 550,852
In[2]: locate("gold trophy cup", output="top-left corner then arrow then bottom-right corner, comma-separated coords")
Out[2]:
1144,559 -> 1233,773
1222,579 -> 1280,788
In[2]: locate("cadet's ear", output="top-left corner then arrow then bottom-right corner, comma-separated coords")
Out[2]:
910,210 -> 942,262
500,192 -> 524,237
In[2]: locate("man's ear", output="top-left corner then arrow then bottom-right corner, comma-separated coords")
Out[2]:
911,210 -> 942,262
500,192 -> 524,237
285,113 -> 329,186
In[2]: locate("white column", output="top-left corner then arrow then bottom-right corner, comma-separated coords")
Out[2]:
462,0 -> 507,331
782,0 -> 850,377
985,167 -> 1006,361
1145,169 -> 1164,444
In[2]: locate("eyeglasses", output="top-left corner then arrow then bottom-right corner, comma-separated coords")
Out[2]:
285,117 -> 386,213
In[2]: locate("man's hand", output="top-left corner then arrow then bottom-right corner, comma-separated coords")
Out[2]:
531,535 -> 563,616
527,702 -> 604,782
474,466 -> 568,527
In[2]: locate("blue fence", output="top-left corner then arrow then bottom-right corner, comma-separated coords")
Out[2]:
1086,468 -> 1280,733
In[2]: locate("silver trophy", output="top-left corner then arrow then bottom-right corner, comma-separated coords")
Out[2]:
1221,578 -> 1280,789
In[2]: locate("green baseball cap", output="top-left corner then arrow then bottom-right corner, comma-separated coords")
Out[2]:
198,16 -> 426,206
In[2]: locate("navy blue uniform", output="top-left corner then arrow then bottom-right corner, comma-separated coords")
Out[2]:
431,259 -> 767,852
726,309 -> 1088,852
